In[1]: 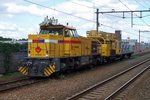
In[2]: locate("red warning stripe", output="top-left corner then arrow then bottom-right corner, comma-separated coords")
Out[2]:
32,40 -> 39,43
64,40 -> 81,44
32,40 -> 45,43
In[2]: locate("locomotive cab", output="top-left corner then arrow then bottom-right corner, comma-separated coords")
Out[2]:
39,16 -> 78,38
19,16 -> 81,77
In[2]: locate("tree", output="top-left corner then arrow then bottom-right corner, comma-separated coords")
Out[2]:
0,42 -> 27,74
0,43 -> 11,73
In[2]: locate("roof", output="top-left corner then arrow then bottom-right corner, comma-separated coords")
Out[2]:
40,25 -> 76,30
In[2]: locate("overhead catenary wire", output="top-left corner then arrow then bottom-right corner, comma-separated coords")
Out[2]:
85,0 -> 100,8
141,0 -> 150,8
133,23 -> 150,26
23,0 -> 118,30
66,0 -> 96,9
134,0 -> 148,9
103,13 -> 150,18
23,0 -> 149,39
142,14 -> 150,18
101,23 -> 149,39
23,0 -> 96,23
102,13 -> 123,18
117,0 -> 150,40
118,0 -> 150,27
103,16 -> 147,33
99,10 -> 148,37
66,0 -> 97,29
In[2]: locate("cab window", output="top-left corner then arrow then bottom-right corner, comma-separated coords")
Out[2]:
67,29 -> 78,38
72,30 -> 78,38
40,28 -> 63,36
64,30 -> 70,37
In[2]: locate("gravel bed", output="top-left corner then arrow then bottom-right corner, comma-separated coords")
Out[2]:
0,52 -> 150,100
115,62 -> 150,100
79,61 -> 150,100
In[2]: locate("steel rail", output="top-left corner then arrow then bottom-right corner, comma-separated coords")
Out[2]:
0,77 -> 42,92
0,77 -> 29,85
105,64 -> 150,100
67,58 -> 150,100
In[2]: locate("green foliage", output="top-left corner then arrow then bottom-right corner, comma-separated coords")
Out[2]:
0,36 -> 12,41
18,43 -> 28,50
0,42 -> 27,74
0,72 -> 23,81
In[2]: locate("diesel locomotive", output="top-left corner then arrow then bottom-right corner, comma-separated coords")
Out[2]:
18,16 -> 134,77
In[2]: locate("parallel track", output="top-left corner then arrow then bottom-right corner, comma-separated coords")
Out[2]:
67,58 -> 150,100
0,77 -> 42,92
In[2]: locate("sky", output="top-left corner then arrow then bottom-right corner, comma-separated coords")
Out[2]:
0,0 -> 150,42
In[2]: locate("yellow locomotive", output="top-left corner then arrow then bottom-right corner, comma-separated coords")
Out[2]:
19,16 -> 133,77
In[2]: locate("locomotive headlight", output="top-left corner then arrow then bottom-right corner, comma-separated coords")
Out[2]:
28,54 -> 31,57
28,50 -> 31,57
46,50 -> 48,57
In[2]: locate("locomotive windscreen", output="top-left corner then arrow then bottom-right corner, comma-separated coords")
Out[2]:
40,28 -> 63,35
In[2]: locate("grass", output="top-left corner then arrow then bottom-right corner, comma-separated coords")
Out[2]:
0,72 -> 23,81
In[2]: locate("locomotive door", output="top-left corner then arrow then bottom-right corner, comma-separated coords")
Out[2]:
49,43 -> 56,58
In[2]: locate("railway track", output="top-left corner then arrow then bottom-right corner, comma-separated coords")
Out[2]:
0,77 -> 42,92
67,58 -> 150,100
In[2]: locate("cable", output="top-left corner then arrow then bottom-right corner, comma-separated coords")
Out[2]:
133,23 -> 150,26
86,0 -> 150,40
101,23 -> 149,39
118,0 -> 150,27
102,13 -> 123,18
142,15 -> 150,18
100,13 -> 141,32
85,1 -> 99,7
84,0 -> 105,10
23,0 -> 149,39
102,13 -> 146,19
66,0 -> 96,9
103,13 -> 150,19
134,0 -> 148,8
101,24 -> 116,30
141,0 -> 150,8
23,0 -> 95,23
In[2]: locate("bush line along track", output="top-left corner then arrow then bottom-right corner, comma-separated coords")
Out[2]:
0,77 -> 42,92
67,58 -> 150,100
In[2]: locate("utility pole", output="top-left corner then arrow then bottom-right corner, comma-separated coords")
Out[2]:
138,30 -> 150,52
139,30 -> 141,52
131,12 -> 133,27
96,8 -> 99,33
139,30 -> 140,43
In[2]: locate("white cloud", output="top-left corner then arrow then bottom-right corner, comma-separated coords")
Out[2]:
0,22 -> 18,31
4,3 -> 58,17
0,0 -> 149,42
0,21 -> 38,39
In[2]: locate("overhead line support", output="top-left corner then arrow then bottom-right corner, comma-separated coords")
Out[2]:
98,10 -> 150,13
131,12 -> 133,27
97,9 -> 150,27
96,8 -> 99,33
